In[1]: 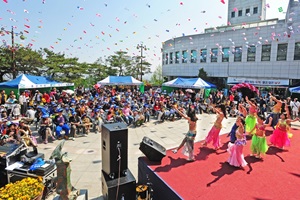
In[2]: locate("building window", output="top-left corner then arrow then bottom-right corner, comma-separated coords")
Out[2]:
247,46 -> 256,61
165,53 -> 169,64
200,49 -> 207,63
162,53 -> 165,65
234,47 -> 242,62
253,7 -> 258,14
277,43 -> 288,61
222,48 -> 229,62
246,8 -> 250,15
182,50 -> 188,63
294,42 -> 300,60
191,50 -> 197,63
231,11 -> 235,18
238,10 -> 242,17
169,52 -> 173,64
175,51 -> 180,63
211,48 -> 218,62
261,44 -> 271,61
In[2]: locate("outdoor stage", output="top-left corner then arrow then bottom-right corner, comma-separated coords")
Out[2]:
138,127 -> 300,200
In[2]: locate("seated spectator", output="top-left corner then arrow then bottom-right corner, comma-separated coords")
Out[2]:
39,114 -> 55,144
133,110 -> 145,127
82,114 -> 92,134
19,120 -> 37,147
3,122 -> 20,144
69,111 -> 86,137
22,106 -> 35,124
157,107 -> 166,123
93,109 -> 103,133
54,108 -> 70,140
122,104 -> 133,125
229,106 -> 238,117
142,105 -> 150,123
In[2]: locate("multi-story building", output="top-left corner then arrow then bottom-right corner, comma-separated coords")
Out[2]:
162,0 -> 300,89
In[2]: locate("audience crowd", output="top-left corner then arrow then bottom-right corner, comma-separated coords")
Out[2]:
0,86 -> 299,148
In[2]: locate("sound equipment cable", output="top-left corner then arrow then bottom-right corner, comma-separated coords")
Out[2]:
116,145 -> 121,200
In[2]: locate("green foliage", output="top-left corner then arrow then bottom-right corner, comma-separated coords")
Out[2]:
150,65 -> 163,85
0,46 -> 153,85
198,68 -> 210,81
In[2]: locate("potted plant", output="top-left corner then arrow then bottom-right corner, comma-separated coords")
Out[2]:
0,177 -> 44,200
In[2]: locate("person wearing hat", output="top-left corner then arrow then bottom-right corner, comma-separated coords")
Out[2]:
69,111 -> 86,138
39,114 -> 55,144
54,108 -> 70,140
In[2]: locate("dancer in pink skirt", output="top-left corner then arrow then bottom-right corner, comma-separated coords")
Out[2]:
270,112 -> 298,149
202,104 -> 227,150
227,118 -> 247,169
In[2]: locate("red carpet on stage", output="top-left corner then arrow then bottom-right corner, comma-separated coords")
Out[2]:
147,127 -> 300,200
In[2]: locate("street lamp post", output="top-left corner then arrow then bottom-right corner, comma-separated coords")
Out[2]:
136,43 -> 147,81
0,26 -> 24,78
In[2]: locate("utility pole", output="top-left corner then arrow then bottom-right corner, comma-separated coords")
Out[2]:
136,43 -> 147,81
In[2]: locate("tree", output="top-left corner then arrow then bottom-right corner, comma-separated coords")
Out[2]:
0,45 -> 13,82
150,65 -> 163,85
198,68 -> 210,81
106,51 -> 131,76
42,48 -> 86,83
15,47 -> 44,75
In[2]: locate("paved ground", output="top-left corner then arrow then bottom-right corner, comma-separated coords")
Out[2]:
35,113 -> 236,199
36,113 -> 299,199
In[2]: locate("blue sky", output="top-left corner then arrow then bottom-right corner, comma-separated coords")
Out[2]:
0,0 -> 289,73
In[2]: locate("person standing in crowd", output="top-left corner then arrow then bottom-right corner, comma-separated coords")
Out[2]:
34,90 -> 42,105
202,104 -> 227,150
227,118 -> 247,169
18,91 -> 27,117
43,91 -> 50,104
249,115 -> 272,159
172,105 -> 198,162
0,90 -> 7,105
290,98 -> 300,119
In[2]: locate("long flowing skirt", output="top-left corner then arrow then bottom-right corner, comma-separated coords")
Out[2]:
270,128 -> 290,148
245,115 -> 256,134
227,143 -> 248,167
205,126 -> 221,149
251,135 -> 268,155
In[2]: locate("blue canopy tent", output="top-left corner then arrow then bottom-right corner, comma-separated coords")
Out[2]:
0,74 -> 74,96
289,86 -> 300,94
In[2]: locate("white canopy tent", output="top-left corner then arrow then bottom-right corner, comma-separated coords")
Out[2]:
98,76 -> 143,86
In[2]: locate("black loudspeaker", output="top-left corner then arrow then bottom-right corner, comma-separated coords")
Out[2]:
101,169 -> 136,200
139,136 -> 166,162
102,123 -> 128,179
